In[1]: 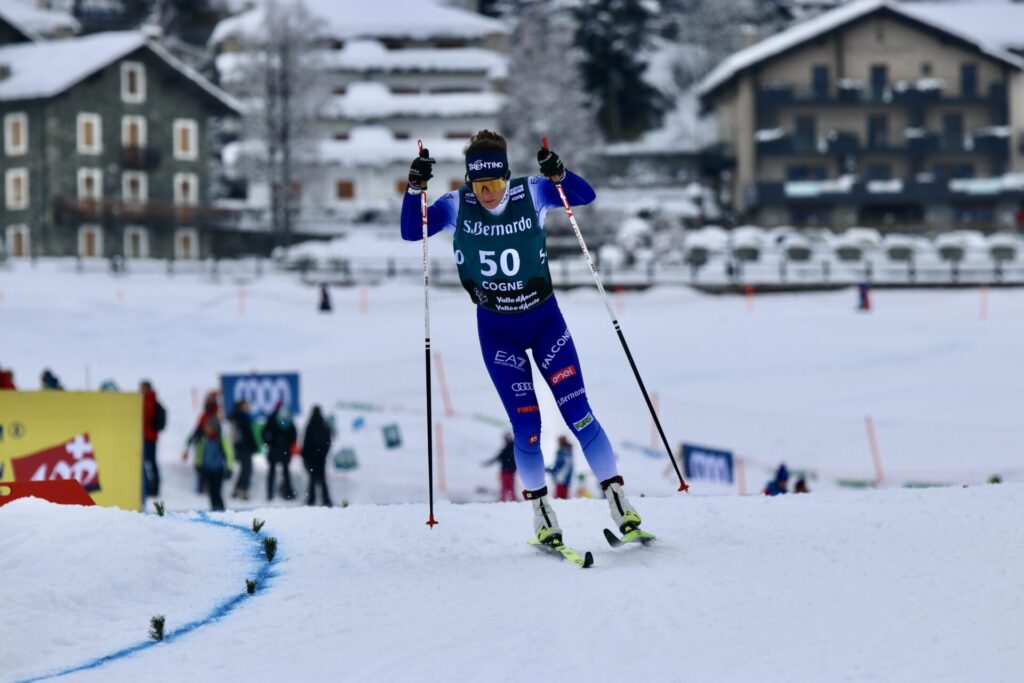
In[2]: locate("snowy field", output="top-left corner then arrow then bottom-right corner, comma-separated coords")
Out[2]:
1,256 -> 1022,503
2,257 -> 1024,681
3,486 -> 1024,682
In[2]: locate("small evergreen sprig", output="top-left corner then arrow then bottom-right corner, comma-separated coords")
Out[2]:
149,615 -> 165,641
153,501 -> 165,517
246,579 -> 257,595
263,536 -> 277,562
252,518 -> 265,533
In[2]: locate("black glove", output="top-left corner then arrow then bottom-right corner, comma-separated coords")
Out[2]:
408,148 -> 435,187
537,148 -> 565,181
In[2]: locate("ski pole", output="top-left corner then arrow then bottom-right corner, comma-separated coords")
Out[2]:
418,140 -> 440,527
541,136 -> 689,492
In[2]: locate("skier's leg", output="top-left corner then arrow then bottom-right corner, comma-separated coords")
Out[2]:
532,304 -> 643,531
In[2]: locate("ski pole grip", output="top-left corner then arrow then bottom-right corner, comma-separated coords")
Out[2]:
541,136 -> 549,150
417,139 -> 424,153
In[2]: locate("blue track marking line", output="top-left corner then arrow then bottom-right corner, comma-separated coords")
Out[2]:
15,513 -> 278,683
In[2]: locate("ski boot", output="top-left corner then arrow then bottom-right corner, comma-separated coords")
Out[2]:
524,486 -> 562,546
601,476 -> 642,534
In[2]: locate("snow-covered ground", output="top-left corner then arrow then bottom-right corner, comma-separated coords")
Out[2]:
1,257 -> 1022,507
4,485 -> 1024,682
2,258 -> 1024,681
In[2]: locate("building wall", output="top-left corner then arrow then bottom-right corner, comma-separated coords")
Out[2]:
1011,71 -> 1024,172
0,100 -> 47,255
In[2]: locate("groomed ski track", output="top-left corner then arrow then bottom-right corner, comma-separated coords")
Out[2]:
4,486 -> 1024,682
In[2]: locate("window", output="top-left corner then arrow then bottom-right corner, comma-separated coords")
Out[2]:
77,113 -> 102,154
445,132 -> 473,140
870,64 -> 888,99
867,115 -> 889,149
121,61 -> 146,103
336,180 -> 354,199
961,63 -> 977,97
5,168 -> 28,209
173,119 -> 198,161
951,163 -> 974,179
5,224 -> 30,257
786,165 -> 826,181
921,62 -> 933,77
77,225 -> 104,258
174,228 -> 199,260
122,116 -> 147,147
865,164 -> 892,180
123,171 -> 149,204
4,112 -> 27,155
77,168 -> 103,201
173,173 -> 199,206
811,65 -> 829,99
794,115 -> 816,150
332,86 -> 347,95
333,132 -> 349,141
942,113 -> 964,147
123,226 -> 148,258
393,132 -> 411,140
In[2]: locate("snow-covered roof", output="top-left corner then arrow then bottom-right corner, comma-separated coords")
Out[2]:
322,83 -> 503,121
209,0 -> 507,49
0,31 -> 241,112
216,40 -> 507,83
224,126 -> 468,169
900,1 -> 1024,52
698,0 -> 1024,101
0,0 -> 79,40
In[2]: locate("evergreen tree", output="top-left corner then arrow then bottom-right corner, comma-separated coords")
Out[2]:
500,1 -> 602,174
573,0 -> 669,141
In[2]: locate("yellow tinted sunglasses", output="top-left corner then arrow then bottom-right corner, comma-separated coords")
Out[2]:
471,177 -> 507,197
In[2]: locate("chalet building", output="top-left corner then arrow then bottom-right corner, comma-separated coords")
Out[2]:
0,30 -> 242,259
0,0 -> 79,44
698,0 -> 1024,231
209,0 -> 507,232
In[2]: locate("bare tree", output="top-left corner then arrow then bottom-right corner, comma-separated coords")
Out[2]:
500,0 -> 602,174
233,0 -> 324,247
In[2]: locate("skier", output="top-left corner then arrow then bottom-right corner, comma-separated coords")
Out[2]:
301,405 -> 334,507
481,432 -> 518,502
547,435 -> 573,499
400,130 -> 643,546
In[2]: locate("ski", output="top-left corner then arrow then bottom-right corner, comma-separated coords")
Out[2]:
603,527 -> 656,548
528,538 -> 594,568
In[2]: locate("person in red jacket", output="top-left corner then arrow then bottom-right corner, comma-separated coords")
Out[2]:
0,366 -> 16,389
140,380 -> 164,497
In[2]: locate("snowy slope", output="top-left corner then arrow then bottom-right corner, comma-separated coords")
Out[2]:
3,486 -> 1024,682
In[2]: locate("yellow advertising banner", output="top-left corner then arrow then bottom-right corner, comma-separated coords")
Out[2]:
0,391 -> 142,511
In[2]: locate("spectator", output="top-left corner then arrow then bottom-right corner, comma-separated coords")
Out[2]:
0,366 -> 15,390
140,380 -> 166,497
764,463 -> 790,496
194,415 -> 234,512
319,284 -> 332,313
547,435 -> 574,499
229,399 -> 258,501
187,391 -> 221,494
41,369 -> 63,390
794,476 -> 810,494
481,433 -> 517,502
263,403 -> 297,501
302,405 -> 333,507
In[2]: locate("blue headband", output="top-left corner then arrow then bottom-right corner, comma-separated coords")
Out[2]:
465,150 -> 509,181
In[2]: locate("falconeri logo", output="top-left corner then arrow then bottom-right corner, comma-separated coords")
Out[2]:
467,159 -> 505,172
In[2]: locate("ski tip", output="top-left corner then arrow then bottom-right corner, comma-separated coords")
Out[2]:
583,551 -> 594,568
603,528 -> 623,548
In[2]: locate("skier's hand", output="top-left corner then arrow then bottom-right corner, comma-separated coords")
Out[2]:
408,148 -> 435,188
537,147 -> 565,182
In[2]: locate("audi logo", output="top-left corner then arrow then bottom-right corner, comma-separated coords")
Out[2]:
231,378 -> 293,415
511,382 -> 533,392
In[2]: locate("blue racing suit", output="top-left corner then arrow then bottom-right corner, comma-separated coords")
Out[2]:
400,172 -> 619,492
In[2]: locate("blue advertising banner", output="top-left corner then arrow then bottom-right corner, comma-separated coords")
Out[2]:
221,373 -> 301,420
682,443 -> 734,484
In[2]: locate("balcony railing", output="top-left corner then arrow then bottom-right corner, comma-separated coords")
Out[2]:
756,81 -> 1007,110
750,175 -> 1024,208
52,197 -> 237,229
757,128 -> 1010,160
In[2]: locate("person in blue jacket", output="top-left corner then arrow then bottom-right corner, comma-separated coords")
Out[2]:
400,129 -> 642,545
547,435 -> 574,500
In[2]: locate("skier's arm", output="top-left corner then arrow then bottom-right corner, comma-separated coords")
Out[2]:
531,170 -> 596,214
400,190 -> 458,241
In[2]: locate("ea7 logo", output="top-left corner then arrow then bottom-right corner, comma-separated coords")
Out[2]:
494,350 -> 528,372
549,365 -> 577,385
511,382 -> 533,393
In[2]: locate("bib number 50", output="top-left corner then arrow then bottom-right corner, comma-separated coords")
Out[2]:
479,249 -> 520,277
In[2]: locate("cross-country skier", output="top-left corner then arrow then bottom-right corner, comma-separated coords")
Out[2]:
400,129 -> 643,546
